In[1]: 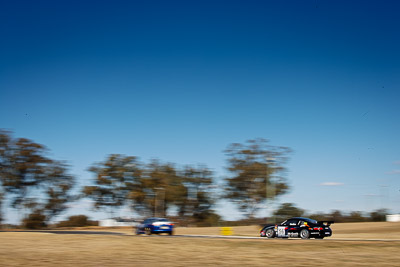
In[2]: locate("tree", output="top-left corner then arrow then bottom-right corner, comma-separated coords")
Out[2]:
56,215 -> 98,227
347,211 -> 367,222
329,210 -> 344,223
0,132 -> 50,209
83,154 -> 144,216
0,191 -> 3,226
83,155 -> 217,224
180,165 -> 215,224
0,130 -> 10,226
42,160 -> 75,221
0,130 -> 75,225
273,203 -> 304,222
370,209 -> 388,222
22,210 -> 47,229
224,138 -> 291,218
143,160 -> 187,217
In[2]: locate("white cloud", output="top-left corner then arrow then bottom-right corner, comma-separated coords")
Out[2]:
386,170 -> 400,175
319,182 -> 344,186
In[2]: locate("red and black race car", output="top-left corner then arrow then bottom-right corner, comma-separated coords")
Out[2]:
260,217 -> 334,239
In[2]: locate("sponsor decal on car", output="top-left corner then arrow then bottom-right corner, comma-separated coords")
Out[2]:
277,226 -> 287,237
288,232 -> 299,238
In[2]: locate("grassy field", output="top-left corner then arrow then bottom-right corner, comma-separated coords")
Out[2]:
74,221 -> 400,239
1,222 -> 400,266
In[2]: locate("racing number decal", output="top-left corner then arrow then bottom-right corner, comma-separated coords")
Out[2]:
277,226 -> 286,237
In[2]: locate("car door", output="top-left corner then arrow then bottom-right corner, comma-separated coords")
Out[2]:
287,219 -> 301,237
277,219 -> 296,238
276,224 -> 287,237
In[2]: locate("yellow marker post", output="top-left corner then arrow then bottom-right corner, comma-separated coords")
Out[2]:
220,227 -> 233,236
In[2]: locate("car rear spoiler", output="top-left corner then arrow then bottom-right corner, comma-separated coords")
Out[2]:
318,221 -> 334,226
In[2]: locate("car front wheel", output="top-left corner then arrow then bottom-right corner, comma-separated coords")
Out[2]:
300,229 -> 310,239
145,228 -> 152,235
265,229 -> 275,238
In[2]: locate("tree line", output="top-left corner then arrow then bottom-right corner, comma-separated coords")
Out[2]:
271,203 -> 389,224
0,130 -> 290,228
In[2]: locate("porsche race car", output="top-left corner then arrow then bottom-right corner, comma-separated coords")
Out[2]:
260,217 -> 333,239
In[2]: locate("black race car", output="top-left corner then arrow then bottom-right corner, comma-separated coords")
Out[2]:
260,217 -> 333,239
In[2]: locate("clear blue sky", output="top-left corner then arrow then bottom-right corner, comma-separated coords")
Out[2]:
1,0 -> 399,223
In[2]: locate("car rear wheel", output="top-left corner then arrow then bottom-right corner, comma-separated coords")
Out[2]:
265,229 -> 275,238
300,229 -> 310,239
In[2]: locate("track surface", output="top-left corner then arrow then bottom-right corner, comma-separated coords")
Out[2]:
0,230 -> 125,235
3,230 -> 400,242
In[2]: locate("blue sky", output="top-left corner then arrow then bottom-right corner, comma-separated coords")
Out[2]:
1,0 -> 399,222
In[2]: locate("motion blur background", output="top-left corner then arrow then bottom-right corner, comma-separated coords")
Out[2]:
1,0 -> 399,226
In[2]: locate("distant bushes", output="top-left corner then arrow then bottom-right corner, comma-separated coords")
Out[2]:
22,212 -> 47,229
21,214 -> 98,229
305,209 -> 389,223
267,203 -> 390,224
17,208 -> 390,230
56,215 -> 98,228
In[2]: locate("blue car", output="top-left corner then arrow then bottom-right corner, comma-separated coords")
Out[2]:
136,217 -> 174,235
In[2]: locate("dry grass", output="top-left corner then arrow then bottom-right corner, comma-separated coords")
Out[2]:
330,222 -> 400,239
64,221 -> 400,239
1,222 -> 400,266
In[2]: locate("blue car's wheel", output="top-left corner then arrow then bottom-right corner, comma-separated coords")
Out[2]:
145,227 -> 152,235
134,227 -> 141,235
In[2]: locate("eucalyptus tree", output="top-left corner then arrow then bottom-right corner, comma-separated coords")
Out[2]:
0,130 -> 75,225
83,154 -> 144,216
224,138 -> 291,218
180,165 -> 215,223
83,155 -> 217,222
143,160 -> 187,217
